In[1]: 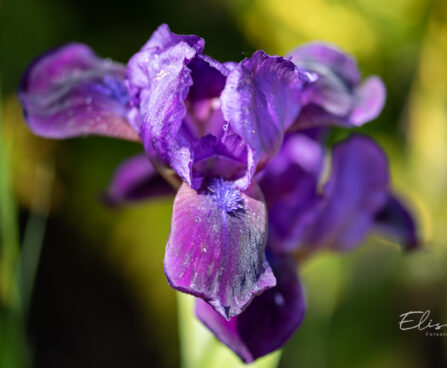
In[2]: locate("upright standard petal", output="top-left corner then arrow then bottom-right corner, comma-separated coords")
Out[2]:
126,23 -> 204,109
127,25 -> 247,187
19,43 -> 139,141
128,34 -> 201,183
258,131 -> 325,253
221,51 -> 312,187
374,194 -> 420,250
103,154 -> 175,206
195,254 -> 306,363
164,179 -> 275,320
302,135 -> 389,251
288,43 -> 386,129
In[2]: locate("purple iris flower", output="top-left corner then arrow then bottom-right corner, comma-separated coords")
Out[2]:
193,132 -> 419,363
18,24 -> 418,363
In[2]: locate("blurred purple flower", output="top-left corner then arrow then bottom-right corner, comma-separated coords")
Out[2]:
259,132 -> 419,255
18,24 -> 418,363
288,42 -> 386,129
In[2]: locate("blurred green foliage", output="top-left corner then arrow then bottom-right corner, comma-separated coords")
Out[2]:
1,0 -> 447,367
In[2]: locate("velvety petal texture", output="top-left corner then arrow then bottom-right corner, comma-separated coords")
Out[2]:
195,254 -> 306,363
221,51 -> 313,185
103,154 -> 175,206
302,135 -> 389,251
164,179 -> 275,320
126,24 -> 204,109
19,43 -> 139,141
258,131 -> 325,253
374,194 -> 420,250
127,24 -> 207,184
288,43 -> 386,129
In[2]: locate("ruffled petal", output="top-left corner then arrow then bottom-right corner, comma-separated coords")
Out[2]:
374,194 -> 420,250
303,135 -> 389,251
221,51 -> 312,187
126,23 -> 204,108
127,30 -> 202,183
103,154 -> 175,206
258,131 -> 325,252
195,254 -> 306,363
164,179 -> 275,319
288,43 -> 385,129
19,43 -> 139,141
140,23 -> 204,53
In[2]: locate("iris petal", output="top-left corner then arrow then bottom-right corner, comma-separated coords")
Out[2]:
19,43 -> 138,141
195,254 -> 305,363
164,179 -> 275,319
288,43 -> 386,129
221,51 -> 312,188
303,135 -> 389,251
103,154 -> 175,206
259,132 -> 325,252
350,76 -> 386,126
288,42 -> 361,87
374,194 -> 420,250
127,24 -> 242,187
126,23 -> 204,109
129,38 -> 200,183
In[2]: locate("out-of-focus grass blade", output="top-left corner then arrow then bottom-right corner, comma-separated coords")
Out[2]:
0,79 -> 29,367
177,292 -> 281,368
0,83 -> 20,310
18,162 -> 53,317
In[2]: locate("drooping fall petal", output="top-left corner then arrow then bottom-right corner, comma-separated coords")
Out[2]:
374,194 -> 420,250
164,179 -> 275,320
103,154 -> 175,206
19,43 -> 139,141
195,254 -> 305,363
303,135 -> 389,251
